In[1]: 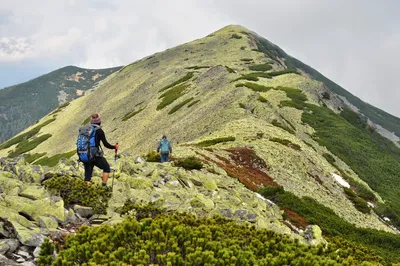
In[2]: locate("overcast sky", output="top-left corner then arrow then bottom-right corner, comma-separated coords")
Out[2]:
1,0 -> 399,116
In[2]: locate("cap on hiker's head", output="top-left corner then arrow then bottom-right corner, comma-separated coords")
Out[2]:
91,113 -> 101,124
162,135 -> 167,139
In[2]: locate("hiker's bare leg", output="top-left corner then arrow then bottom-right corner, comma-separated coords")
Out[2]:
102,172 -> 109,184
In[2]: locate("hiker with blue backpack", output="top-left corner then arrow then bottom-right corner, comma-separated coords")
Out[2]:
157,135 -> 172,163
76,114 -> 118,189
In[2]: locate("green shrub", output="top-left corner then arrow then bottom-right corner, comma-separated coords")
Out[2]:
23,152 -> 47,163
122,107 -> 145,121
271,119 -> 295,134
8,134 -> 52,158
43,176 -> 112,214
225,66 -> 236,73
159,72 -> 194,92
249,63 -> 273,72
277,87 -> 308,110
0,118 -> 55,150
268,69 -> 299,76
144,150 -> 161,162
116,201 -> 165,219
240,46 -> 246,50
234,72 -> 272,82
173,156 -> 203,170
38,208 -> 386,265
269,137 -> 300,150
82,115 -> 91,125
259,186 -> 400,263
168,97 -> 193,114
34,150 -> 76,167
187,100 -> 200,108
196,136 -> 236,147
157,83 -> 189,110
322,153 -> 336,166
343,187 -> 370,214
185,66 -> 210,70
235,82 -> 272,92
231,33 -> 242,39
302,105 -> 400,227
50,102 -> 70,115
240,58 -> 253,62
322,91 -> 331,100
258,95 -> 268,102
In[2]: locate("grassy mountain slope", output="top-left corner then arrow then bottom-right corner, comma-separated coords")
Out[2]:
0,65 -> 122,143
2,25 -> 400,261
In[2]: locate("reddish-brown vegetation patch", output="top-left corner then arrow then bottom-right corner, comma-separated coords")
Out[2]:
282,208 -> 308,229
198,147 -> 279,190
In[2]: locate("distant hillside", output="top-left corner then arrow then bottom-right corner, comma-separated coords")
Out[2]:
0,65 -> 122,142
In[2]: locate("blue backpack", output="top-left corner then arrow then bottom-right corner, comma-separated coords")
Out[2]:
160,139 -> 170,153
76,124 -> 100,163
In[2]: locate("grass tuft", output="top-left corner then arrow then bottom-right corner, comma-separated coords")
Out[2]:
159,72 -> 194,93
196,136 -> 235,147
34,150 -> 76,167
249,63 -> 273,72
157,83 -> 190,110
122,107 -> 146,121
269,137 -> 300,150
8,134 -> 52,158
168,98 -> 193,114
236,82 -> 272,92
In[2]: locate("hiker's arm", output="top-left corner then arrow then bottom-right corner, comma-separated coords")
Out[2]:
98,130 -> 116,149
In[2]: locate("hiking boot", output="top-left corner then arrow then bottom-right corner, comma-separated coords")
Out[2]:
102,184 -> 112,191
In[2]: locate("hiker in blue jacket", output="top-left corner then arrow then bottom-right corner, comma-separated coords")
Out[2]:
157,135 -> 172,163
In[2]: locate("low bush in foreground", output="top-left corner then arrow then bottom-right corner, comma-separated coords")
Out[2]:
43,176 -> 112,214
38,208 -> 386,265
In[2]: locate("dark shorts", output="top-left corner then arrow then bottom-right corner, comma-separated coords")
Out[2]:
84,157 -> 111,181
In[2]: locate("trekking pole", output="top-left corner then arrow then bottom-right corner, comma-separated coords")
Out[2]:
111,143 -> 118,191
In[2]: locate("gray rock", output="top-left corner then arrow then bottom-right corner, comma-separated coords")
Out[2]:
304,225 -> 328,246
234,210 -> 248,219
20,262 -> 36,266
17,249 -> 31,259
0,239 -> 19,255
73,205 -> 94,218
135,156 -> 145,164
246,213 -> 258,221
0,221 -> 10,238
220,209 -> 233,218
0,254 -> 18,265
33,246 -> 41,258
190,179 -> 203,187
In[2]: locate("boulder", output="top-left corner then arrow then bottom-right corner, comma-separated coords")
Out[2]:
19,186 -> 49,200
135,156 -> 146,164
304,225 -> 328,246
0,254 -> 18,265
38,216 -> 59,230
73,205 -> 94,218
0,239 -> 19,255
8,214 -> 44,247
190,194 -> 215,210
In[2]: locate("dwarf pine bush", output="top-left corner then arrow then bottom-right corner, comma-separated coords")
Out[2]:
43,176 -> 112,214
38,210 -> 385,265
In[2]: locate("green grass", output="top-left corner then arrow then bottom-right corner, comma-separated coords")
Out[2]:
168,98 -> 193,114
196,136 -> 236,147
271,119 -> 295,135
259,186 -> 400,263
0,118 -> 56,150
157,83 -> 189,110
302,106 -> 400,227
225,66 -> 236,73
23,152 -> 47,163
34,150 -> 76,167
258,95 -> 268,103
8,134 -> 52,158
235,82 -> 272,92
187,100 -> 200,108
249,63 -> 273,72
159,72 -> 194,93
269,137 -> 300,150
122,107 -> 146,121
185,66 -> 210,70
